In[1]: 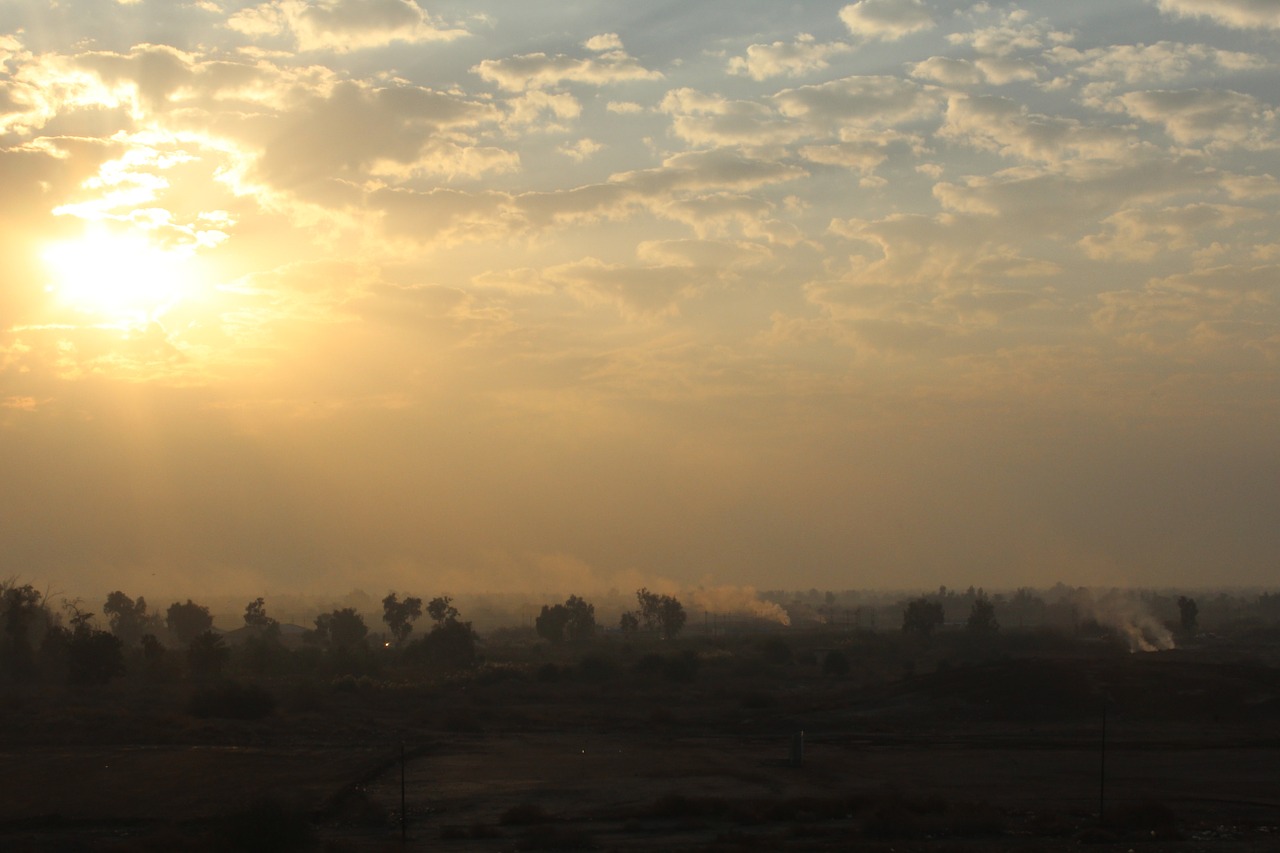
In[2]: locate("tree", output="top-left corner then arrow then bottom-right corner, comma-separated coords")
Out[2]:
312,607 -> 368,652
382,592 -> 423,646
410,598 -> 476,669
167,600 -> 213,646
243,597 -> 279,632
66,607 -> 124,686
103,591 -> 155,647
902,597 -> 944,639
966,596 -> 999,637
242,598 -> 282,674
535,595 -> 597,643
633,588 -> 686,640
1177,596 -> 1198,637
619,611 -> 639,633
2,581 -> 47,681
187,630 -> 230,680
427,596 -> 460,624
563,595 -> 596,642
535,604 -> 569,643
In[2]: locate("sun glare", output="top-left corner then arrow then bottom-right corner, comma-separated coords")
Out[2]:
42,227 -> 196,325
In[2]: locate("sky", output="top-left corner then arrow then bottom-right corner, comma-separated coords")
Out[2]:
1,0 -> 1278,602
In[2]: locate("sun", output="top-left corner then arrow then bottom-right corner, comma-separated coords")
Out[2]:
42,225 -> 198,325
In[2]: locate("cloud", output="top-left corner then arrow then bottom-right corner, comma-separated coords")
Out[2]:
584,33 -> 624,52
727,34 -> 853,81
1049,41 -> 1270,85
910,56 -> 984,87
940,94 -> 1138,165
370,148 -> 807,247
660,87 -> 802,147
1094,263 -> 1280,361
472,40 -> 662,91
1154,0 -> 1280,29
911,55 -> 1040,86
249,79 -> 513,190
227,0 -> 470,53
545,256 -> 701,319
799,129 -> 921,174
947,13 -> 1072,57
773,74 -> 941,129
1080,203 -> 1267,260
558,138 -> 604,161
839,0 -> 934,41
932,158 -> 1221,236
1119,88 -> 1278,149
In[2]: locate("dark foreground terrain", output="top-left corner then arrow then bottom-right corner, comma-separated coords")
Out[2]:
2,628 -> 1279,851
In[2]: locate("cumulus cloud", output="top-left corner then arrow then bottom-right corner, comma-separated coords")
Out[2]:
558,137 -> 604,161
472,40 -> 662,91
1119,88 -> 1278,149
249,79 -> 514,189
545,256 -> 700,319
660,87 -> 802,147
727,34 -> 853,80
369,148 -> 807,248
226,0 -> 469,52
1080,203 -> 1267,260
799,129 -> 921,174
1094,262 -> 1280,361
839,0 -> 934,41
910,56 -> 984,86
1155,0 -> 1280,29
773,74 -> 941,129
940,94 -> 1137,165
1049,41 -> 1269,84
947,13 -> 1072,57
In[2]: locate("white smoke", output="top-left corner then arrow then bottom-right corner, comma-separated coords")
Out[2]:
686,584 -> 791,626
1091,592 -> 1174,653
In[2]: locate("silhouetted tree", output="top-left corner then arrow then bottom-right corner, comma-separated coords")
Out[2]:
1177,596 -> 1199,637
382,592 -> 423,646
103,591 -> 156,647
167,599 -> 213,646
187,630 -> 230,680
243,597 -> 279,632
66,607 -> 124,686
535,595 -> 597,643
410,599 -> 476,669
141,633 -> 168,680
563,595 -> 596,642
535,604 -> 569,643
619,611 -> 639,633
427,596 -> 460,624
966,596 -> 999,637
242,598 -> 283,674
1,581 -> 47,681
633,588 -> 686,640
902,597 -> 944,639
312,607 -> 368,652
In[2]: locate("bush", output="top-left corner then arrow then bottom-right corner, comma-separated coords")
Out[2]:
187,680 -> 277,719
822,649 -> 850,676
577,654 -> 616,682
663,650 -> 700,683
500,802 -> 552,825
215,798 -> 313,852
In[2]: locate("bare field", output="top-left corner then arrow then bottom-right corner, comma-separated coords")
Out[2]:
2,635 -> 1279,851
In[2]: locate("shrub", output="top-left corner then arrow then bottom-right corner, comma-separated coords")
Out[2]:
822,649 -> 850,676
500,802 -> 551,826
577,654 -> 615,682
215,798 -> 313,852
187,680 -> 277,719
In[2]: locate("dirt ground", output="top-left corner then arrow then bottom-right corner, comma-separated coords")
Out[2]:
2,636 -> 1279,851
